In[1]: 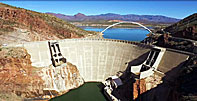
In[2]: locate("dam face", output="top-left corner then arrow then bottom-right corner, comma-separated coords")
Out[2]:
10,39 -> 150,82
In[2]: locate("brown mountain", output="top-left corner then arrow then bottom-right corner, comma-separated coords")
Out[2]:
74,13 -> 86,18
47,12 -> 180,24
0,3 -> 94,44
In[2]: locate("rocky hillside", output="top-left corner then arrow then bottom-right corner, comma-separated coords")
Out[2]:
0,47 -> 44,100
0,3 -> 96,45
0,47 -> 84,100
164,13 -> 197,40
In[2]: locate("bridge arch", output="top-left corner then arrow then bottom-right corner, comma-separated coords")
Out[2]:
101,21 -> 153,34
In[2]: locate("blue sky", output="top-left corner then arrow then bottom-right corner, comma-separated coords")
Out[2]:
1,1 -> 197,19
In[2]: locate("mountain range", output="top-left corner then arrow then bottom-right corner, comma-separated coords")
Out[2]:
46,13 -> 181,24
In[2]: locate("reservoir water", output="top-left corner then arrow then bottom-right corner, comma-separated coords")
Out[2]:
84,27 -> 150,41
51,27 -> 149,101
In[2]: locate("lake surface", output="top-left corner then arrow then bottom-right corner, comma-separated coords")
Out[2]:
84,27 -> 149,41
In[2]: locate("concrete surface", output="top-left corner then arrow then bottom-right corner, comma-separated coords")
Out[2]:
6,38 -> 150,82
6,38 -> 189,82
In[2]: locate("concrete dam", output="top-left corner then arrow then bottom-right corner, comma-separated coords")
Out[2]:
7,38 -> 189,82
7,38 -> 150,82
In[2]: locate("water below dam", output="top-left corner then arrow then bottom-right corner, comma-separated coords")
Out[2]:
83,27 -> 149,41
51,82 -> 107,101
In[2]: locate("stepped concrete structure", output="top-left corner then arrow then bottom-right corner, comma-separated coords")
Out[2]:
6,38 -> 190,82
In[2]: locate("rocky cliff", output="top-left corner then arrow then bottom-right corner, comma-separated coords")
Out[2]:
0,3 -> 96,44
0,47 -> 84,100
39,63 -> 84,99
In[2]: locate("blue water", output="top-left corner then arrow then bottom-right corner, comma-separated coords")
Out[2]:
83,27 -> 149,41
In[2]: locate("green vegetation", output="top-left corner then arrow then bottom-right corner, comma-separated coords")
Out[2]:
0,92 -> 23,101
0,47 -> 27,58
0,3 -> 19,9
0,19 -> 17,35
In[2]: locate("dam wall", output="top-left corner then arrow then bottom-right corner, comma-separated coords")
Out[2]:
7,38 -> 190,82
8,39 -> 151,82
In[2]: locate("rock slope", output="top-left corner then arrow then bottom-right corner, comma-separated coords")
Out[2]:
39,63 -> 84,98
0,3 -> 96,44
0,47 -> 84,100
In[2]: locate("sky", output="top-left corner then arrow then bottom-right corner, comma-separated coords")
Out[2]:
1,1 -> 197,19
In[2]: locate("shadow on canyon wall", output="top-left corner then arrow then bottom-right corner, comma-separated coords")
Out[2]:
111,52 -> 150,101
119,51 -> 192,101
100,51 -> 194,101
98,52 -> 150,101
134,60 -> 188,101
